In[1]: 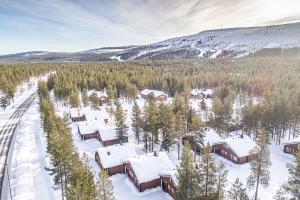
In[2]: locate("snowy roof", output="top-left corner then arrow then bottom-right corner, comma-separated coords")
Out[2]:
140,89 -> 167,97
190,89 -> 203,96
203,89 -> 213,96
129,152 -> 175,183
283,137 -> 300,145
70,109 -> 85,118
77,122 -> 100,135
160,169 -> 178,186
97,143 -> 137,169
203,129 -> 223,145
140,89 -> 153,96
85,109 -> 109,122
99,126 -> 118,141
87,90 -> 108,98
224,135 -> 257,158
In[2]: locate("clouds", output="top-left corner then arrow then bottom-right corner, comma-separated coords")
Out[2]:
0,0 -> 300,54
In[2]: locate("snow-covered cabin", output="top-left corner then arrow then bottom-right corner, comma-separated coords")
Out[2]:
283,137 -> 300,155
140,89 -> 167,101
98,126 -> 128,147
77,122 -> 100,140
69,109 -> 86,122
203,89 -> 213,98
190,89 -> 213,99
182,128 -> 223,154
88,90 -> 109,105
160,169 -> 178,199
218,135 -> 257,164
190,89 -> 205,99
95,143 -> 137,175
125,151 -> 175,192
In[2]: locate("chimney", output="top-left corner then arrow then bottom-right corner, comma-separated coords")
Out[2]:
154,151 -> 158,157
240,134 -> 244,138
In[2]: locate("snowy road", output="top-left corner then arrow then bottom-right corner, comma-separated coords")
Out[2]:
0,91 -> 37,199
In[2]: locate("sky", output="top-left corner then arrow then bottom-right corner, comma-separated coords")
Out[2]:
0,0 -> 300,54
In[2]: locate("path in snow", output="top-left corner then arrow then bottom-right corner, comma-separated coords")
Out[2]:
8,100 -> 59,200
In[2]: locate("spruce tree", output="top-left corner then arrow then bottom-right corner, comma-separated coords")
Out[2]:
216,161 -> 228,200
114,101 -> 128,144
247,130 -> 271,200
97,169 -> 116,200
131,101 -> 142,144
82,88 -> 89,107
176,142 -> 201,200
227,178 -> 249,200
199,144 -> 217,198
281,151 -> 300,199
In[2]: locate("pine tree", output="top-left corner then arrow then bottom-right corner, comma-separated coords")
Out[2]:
70,88 -> 80,108
114,101 -> 128,144
144,99 -> 159,152
159,104 -> 176,152
281,151 -> 300,199
82,88 -> 89,107
131,101 -> 142,144
97,169 -> 116,200
90,92 -> 99,109
216,161 -> 228,200
227,178 -> 249,200
176,142 -> 201,200
248,130 -> 271,200
199,144 -> 217,199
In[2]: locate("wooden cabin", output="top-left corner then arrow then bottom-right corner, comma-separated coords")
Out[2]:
218,135 -> 257,164
190,89 -> 205,99
70,110 -> 86,122
124,152 -> 175,192
283,138 -> 300,155
95,143 -> 137,176
77,122 -> 100,140
160,170 -> 177,199
99,126 -> 128,147
88,91 -> 110,106
183,129 -> 256,164
140,89 -> 167,101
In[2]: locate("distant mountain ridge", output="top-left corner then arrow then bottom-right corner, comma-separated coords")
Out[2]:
1,22 -> 300,62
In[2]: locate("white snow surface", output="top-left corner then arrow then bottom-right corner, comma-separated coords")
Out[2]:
224,135 -> 257,157
97,143 -> 137,169
144,22 -> 300,58
9,100 -> 59,200
77,121 -> 100,135
203,128 -> 223,145
129,152 -> 175,183
99,125 -> 118,141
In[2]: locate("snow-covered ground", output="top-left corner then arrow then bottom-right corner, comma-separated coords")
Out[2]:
52,90 -> 296,200
0,74 -> 49,130
8,100 -> 59,200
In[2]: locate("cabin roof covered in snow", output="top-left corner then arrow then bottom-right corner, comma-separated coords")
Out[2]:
140,89 -> 167,97
203,129 -> 223,145
224,135 -> 257,158
70,109 -> 85,118
77,121 -> 99,135
283,137 -> 300,144
99,126 -> 118,141
203,89 -> 213,96
87,90 -> 108,98
190,89 -> 203,96
129,152 -> 175,183
97,143 -> 137,169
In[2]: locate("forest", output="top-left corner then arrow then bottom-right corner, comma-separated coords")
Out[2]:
1,57 -> 300,199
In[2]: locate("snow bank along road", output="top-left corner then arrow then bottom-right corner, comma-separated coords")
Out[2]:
0,91 -> 38,199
